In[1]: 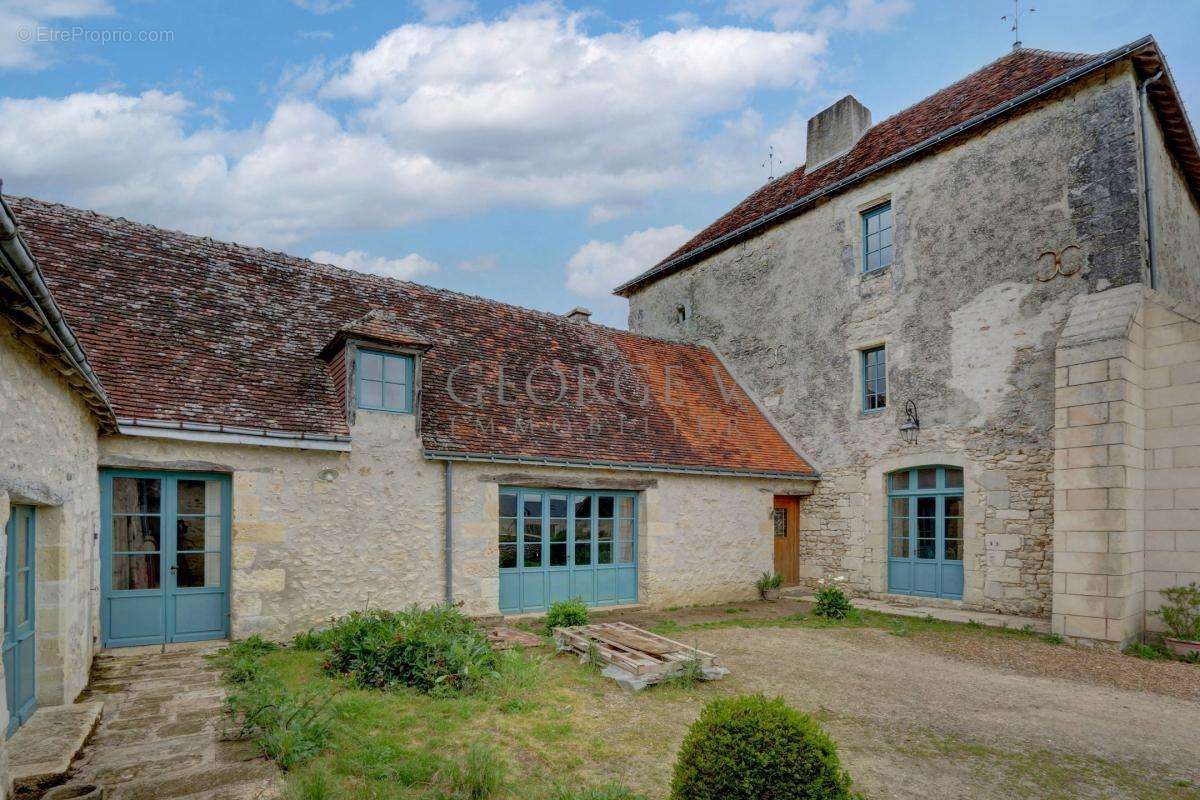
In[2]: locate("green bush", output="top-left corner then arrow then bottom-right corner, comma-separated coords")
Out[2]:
225,676 -> 334,770
546,598 -> 589,632
1154,582 -> 1200,642
755,571 -> 783,594
670,694 -> 854,800
292,626 -> 332,651
322,605 -> 498,695
813,582 -> 853,619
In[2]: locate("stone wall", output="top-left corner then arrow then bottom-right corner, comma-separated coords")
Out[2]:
1143,80 -> 1200,306
627,67 -> 1147,617
0,317 -> 102,768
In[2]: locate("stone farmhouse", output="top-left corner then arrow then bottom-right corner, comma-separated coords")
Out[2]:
0,32 -> 1197,776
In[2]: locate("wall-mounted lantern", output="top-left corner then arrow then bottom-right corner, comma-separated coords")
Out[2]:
899,399 -> 920,445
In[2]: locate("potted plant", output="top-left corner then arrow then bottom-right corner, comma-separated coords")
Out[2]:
756,571 -> 783,601
1155,582 -> 1200,659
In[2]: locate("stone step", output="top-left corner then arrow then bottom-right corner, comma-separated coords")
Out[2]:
7,701 -> 104,793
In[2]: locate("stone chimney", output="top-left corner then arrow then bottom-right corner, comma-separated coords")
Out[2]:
565,307 -> 592,323
805,95 -> 871,171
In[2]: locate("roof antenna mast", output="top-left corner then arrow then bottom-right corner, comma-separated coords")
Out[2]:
762,144 -> 781,183
1001,0 -> 1035,50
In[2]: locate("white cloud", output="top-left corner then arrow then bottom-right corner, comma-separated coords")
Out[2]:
310,248 -> 439,280
292,0 -> 352,14
566,225 -> 692,298
456,255 -> 496,273
414,0 -> 475,23
726,0 -> 910,32
297,30 -> 334,40
0,0 -> 113,69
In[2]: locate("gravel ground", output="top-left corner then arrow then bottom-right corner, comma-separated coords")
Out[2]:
570,604 -> 1200,800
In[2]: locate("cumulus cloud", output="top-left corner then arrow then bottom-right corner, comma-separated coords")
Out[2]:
0,0 -> 112,69
456,255 -> 497,273
310,248 -> 439,280
414,0 -> 475,23
566,225 -> 692,298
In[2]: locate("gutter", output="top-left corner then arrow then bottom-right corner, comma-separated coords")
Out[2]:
118,419 -> 352,451
424,449 -> 819,481
614,35 -> 1159,297
0,189 -> 117,426
1138,69 -> 1165,290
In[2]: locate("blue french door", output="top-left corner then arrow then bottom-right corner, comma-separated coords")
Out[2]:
4,505 -> 37,736
498,489 -> 637,614
100,471 -> 231,647
886,467 -> 964,599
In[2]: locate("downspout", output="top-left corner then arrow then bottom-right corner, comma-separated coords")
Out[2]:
1139,70 -> 1165,290
444,459 -> 454,604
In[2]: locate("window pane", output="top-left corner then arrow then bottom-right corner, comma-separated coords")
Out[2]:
879,246 -> 893,267
773,508 -> 788,537
598,496 -> 614,518
890,515 -> 909,540
917,516 -> 935,538
597,542 -> 613,565
178,479 -> 220,514
917,538 -> 936,559
945,517 -> 962,541
550,543 -> 568,567
498,518 -> 516,543
177,516 -> 219,552
499,492 -> 517,518
945,469 -> 964,488
499,544 -> 517,569
867,250 -> 880,270
944,539 -> 962,561
111,477 -> 161,514
383,354 -> 406,382
574,543 -> 591,566
574,496 -> 591,519
867,232 -> 879,253
574,519 -> 592,542
549,495 -> 568,517
618,497 -> 634,518
523,543 -> 542,568
597,519 -> 613,541
15,573 -> 27,623
359,379 -> 383,408
15,523 -> 27,566
618,540 -> 635,564
113,554 -> 160,590
880,207 -> 892,228
549,519 -> 568,543
945,497 -> 963,518
917,469 -> 937,489
880,226 -> 893,248
523,519 -> 542,543
889,472 -> 909,492
113,515 -> 161,552
867,213 -> 879,234
524,496 -> 543,518
523,520 -> 542,567
890,537 -> 909,558
177,552 -> 220,588
360,351 -> 383,380
618,519 -> 634,540
889,497 -> 908,520
383,382 -> 407,411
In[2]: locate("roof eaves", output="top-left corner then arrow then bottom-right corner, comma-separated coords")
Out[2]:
424,450 -> 819,481
613,35 -> 1161,297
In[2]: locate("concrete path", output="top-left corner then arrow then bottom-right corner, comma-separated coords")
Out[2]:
51,643 -> 279,800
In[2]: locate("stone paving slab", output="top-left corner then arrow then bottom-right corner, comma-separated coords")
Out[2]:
47,643 -> 281,800
7,701 -> 103,792
782,590 -> 1051,632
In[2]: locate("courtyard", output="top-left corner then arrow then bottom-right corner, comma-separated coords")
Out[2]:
199,601 -> 1200,800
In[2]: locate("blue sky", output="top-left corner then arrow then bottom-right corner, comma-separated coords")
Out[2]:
2,0 -> 1196,326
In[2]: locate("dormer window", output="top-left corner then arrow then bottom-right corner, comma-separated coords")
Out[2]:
357,349 -> 413,413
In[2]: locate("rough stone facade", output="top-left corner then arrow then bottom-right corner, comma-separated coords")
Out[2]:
626,66 -> 1171,620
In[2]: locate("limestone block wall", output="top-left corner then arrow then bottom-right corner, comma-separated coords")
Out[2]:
1141,294 -> 1200,634
0,318 -> 101,714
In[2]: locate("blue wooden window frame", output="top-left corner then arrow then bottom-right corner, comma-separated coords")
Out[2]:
862,346 -> 887,412
862,202 -> 894,272
356,349 -> 413,413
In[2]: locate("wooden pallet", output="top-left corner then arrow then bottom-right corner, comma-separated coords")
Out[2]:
553,622 -> 724,686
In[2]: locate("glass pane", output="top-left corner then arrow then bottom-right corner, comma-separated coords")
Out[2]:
867,213 -> 879,234
177,552 -> 220,588
618,497 -> 634,518
945,517 -> 962,541
598,496 -> 614,518
867,232 -> 879,253
597,542 -> 613,565
889,497 -> 908,519
945,497 -> 963,518
890,537 -> 909,558
889,472 -> 909,492
618,540 -> 634,564
550,543 -> 568,567
917,539 -> 936,559
917,497 -> 936,517
773,508 -> 788,537
523,519 -> 542,543
574,543 -> 591,566
523,496 -> 542,518
867,250 -> 880,270
944,538 -> 962,561
880,227 -> 893,248
574,519 -> 592,542
879,246 -> 893,267
618,519 -> 634,540
523,520 -> 542,568
177,516 -> 219,552
499,492 -> 517,518
574,496 -> 591,519
359,379 -> 383,408
945,469 -> 964,488
917,469 -> 937,489
111,477 -> 161,513
499,518 -> 517,543
523,543 -> 541,568
549,495 -> 568,517
597,519 -> 613,541
890,515 -> 909,540
178,479 -> 220,515
113,554 -> 160,590
383,382 -> 407,411
499,543 -> 517,569
113,515 -> 161,552
880,208 -> 892,228
917,516 -> 935,538
15,573 -> 27,623
549,519 -> 568,543
383,354 -> 406,382
359,351 -> 382,380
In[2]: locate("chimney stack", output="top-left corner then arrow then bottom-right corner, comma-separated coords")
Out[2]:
565,307 -> 592,324
806,95 -> 871,171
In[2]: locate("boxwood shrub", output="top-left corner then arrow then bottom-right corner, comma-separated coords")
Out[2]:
670,694 -> 855,800
546,598 -> 590,632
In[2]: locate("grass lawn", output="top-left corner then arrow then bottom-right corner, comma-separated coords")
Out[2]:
232,603 -> 1200,800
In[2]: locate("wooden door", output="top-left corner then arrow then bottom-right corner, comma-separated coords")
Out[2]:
4,504 -> 37,736
772,496 -> 800,586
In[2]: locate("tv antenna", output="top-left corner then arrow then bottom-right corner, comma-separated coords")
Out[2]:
762,144 -> 781,182
1001,0 -> 1035,50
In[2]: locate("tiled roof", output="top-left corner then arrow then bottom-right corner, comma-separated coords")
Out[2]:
9,196 -> 814,477
317,309 -> 432,361
615,39 -> 1186,295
